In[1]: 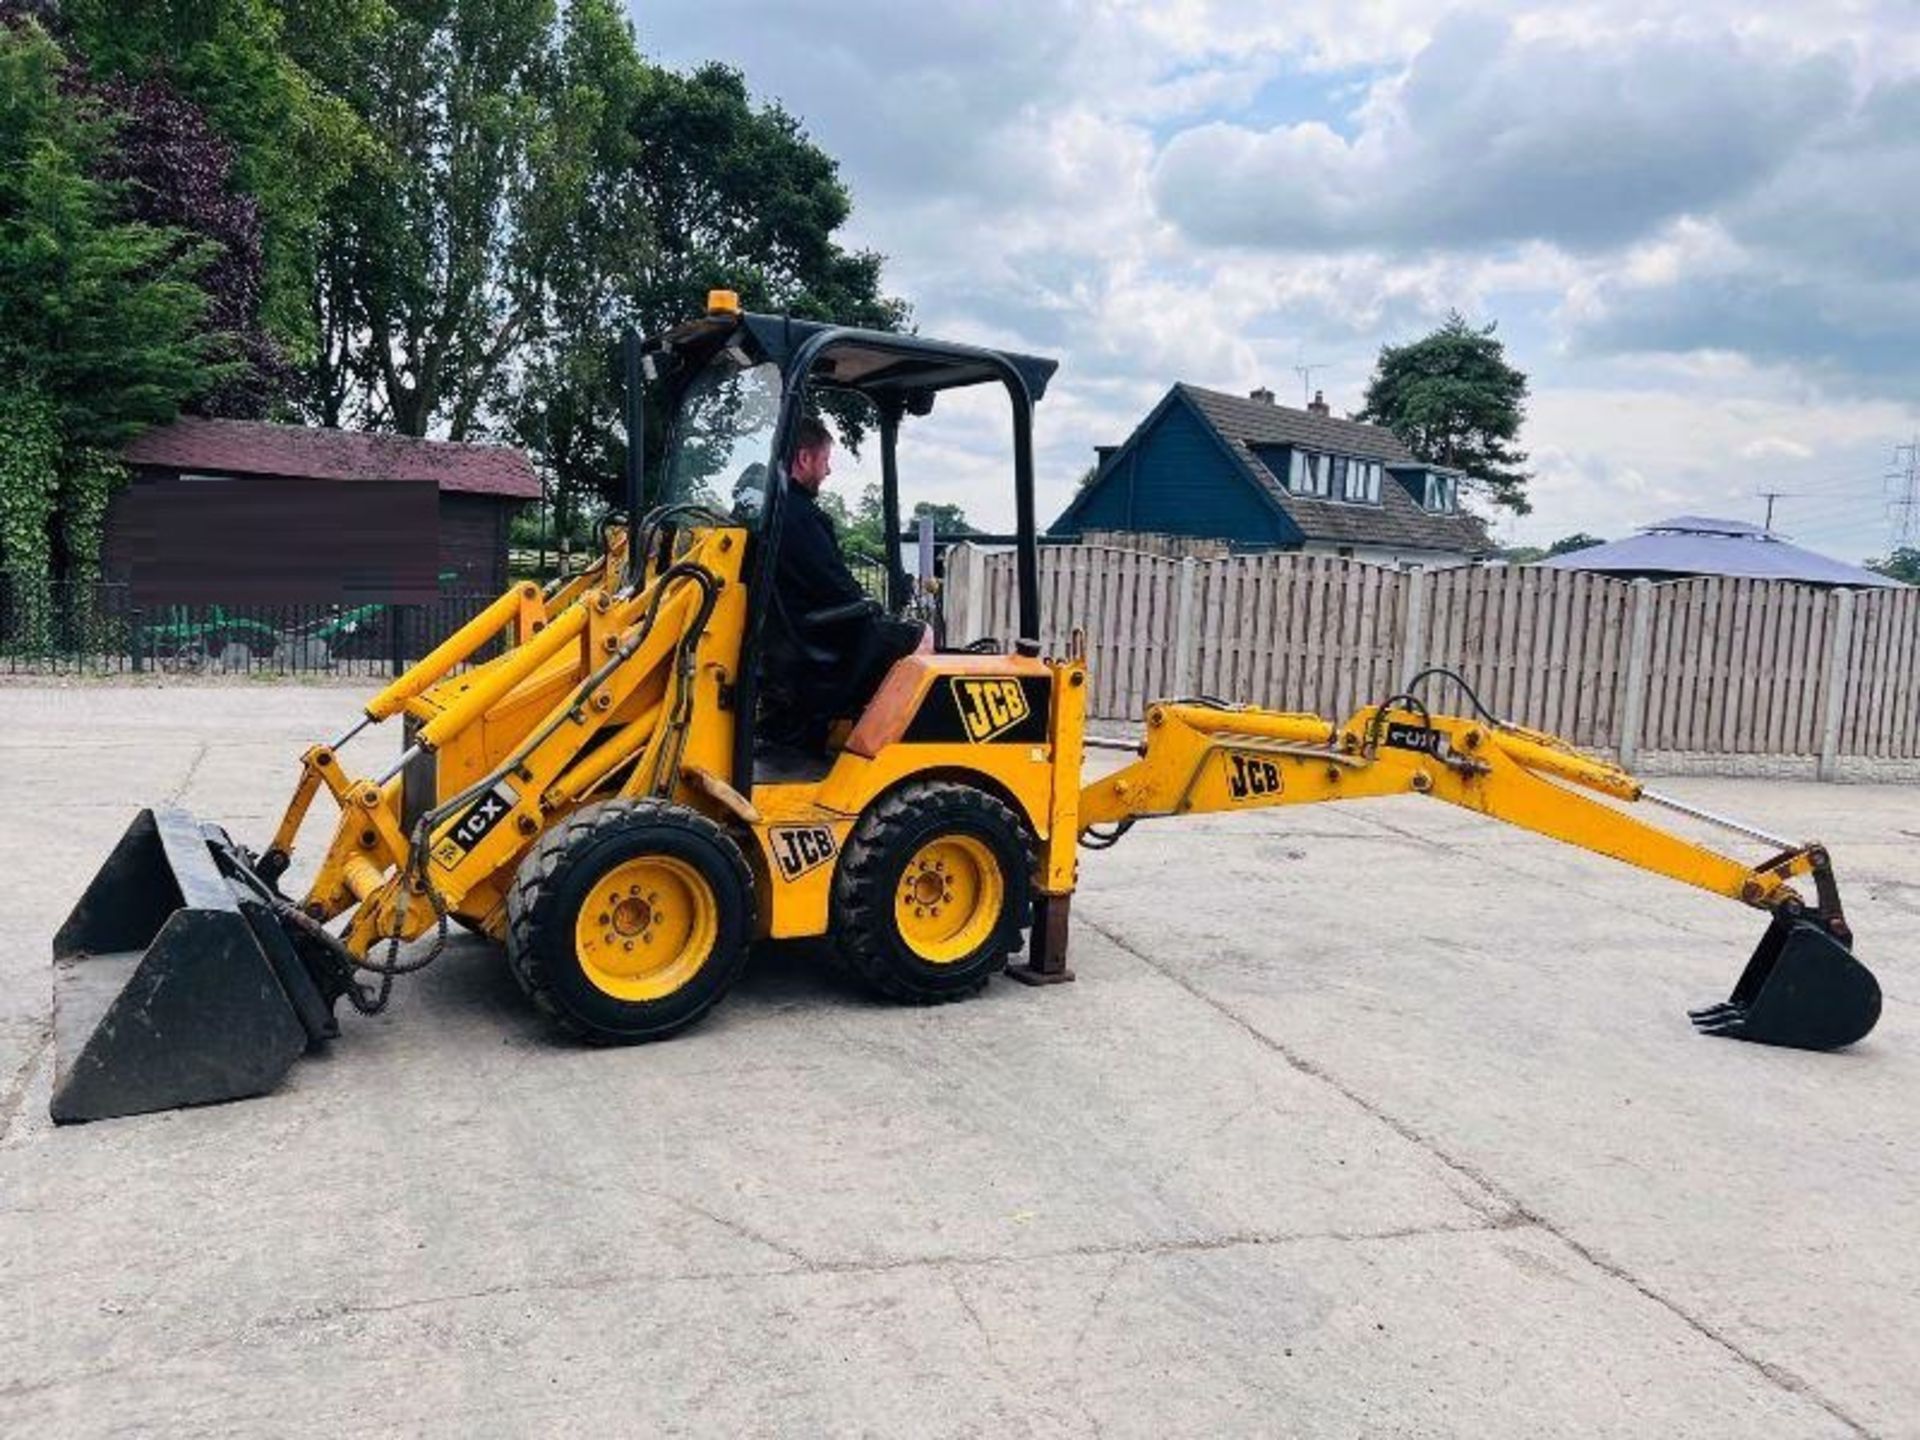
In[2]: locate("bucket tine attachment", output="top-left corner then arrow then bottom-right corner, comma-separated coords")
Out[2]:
1690,914 -> 1881,1052
49,809 -> 337,1124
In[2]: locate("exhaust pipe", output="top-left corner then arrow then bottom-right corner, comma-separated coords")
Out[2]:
50,809 -> 338,1124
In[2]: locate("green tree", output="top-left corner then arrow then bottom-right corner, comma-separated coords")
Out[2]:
506,0 -> 654,537
831,486 -> 973,557
1866,547 -> 1920,584
308,6 -> 907,472
608,61 -> 907,503
1358,311 -> 1532,514
0,14 -> 226,621
1547,532 -> 1605,556
60,0 -> 374,364
624,63 -> 905,341
307,0 -> 560,437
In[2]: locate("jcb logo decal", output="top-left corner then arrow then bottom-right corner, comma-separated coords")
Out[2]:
433,781 -> 519,869
769,824 -> 837,881
1225,752 -> 1282,801
952,677 -> 1030,743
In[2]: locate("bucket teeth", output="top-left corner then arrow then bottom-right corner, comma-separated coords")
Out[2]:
1690,1005 -> 1749,1037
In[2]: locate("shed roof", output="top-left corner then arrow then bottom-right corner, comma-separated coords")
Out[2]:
1539,516 -> 1901,587
124,418 -> 542,500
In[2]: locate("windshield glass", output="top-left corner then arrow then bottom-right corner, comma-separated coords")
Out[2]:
659,352 -> 783,521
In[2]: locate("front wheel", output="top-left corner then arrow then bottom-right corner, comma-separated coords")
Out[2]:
831,782 -> 1032,1004
506,799 -> 753,1043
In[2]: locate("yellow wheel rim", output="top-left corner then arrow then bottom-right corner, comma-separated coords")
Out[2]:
894,835 -> 1003,964
574,855 -> 719,1001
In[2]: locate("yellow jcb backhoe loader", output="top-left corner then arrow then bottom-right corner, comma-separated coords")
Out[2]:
49,296 -> 1882,1123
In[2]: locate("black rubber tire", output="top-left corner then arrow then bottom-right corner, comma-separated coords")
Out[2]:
831,781 -> 1031,1004
506,798 -> 754,1044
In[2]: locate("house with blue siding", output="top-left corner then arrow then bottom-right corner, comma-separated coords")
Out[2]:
1051,383 -> 1494,568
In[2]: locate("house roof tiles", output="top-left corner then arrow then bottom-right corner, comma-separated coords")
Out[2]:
1176,385 -> 1495,555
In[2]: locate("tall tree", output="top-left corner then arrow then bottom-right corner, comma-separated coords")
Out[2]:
1358,312 -> 1532,514
304,0 -> 575,437
91,75 -> 288,416
0,12 -> 226,616
624,62 -> 905,339
610,62 -> 906,503
506,0 -> 655,542
310,6 -> 903,478
60,0 -> 374,365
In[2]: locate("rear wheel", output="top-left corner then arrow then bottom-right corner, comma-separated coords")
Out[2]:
832,782 -> 1031,1004
507,799 -> 753,1043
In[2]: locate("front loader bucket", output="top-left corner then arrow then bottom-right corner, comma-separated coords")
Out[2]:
1689,916 -> 1882,1052
50,809 -> 336,1124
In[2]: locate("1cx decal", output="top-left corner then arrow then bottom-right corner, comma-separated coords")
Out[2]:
433,781 -> 519,869
951,676 -> 1030,742
1225,751 -> 1283,801
769,824 -> 837,881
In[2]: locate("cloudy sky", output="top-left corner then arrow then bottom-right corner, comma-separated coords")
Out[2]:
634,1 -> 1920,561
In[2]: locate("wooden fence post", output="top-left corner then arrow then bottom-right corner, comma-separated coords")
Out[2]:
1817,587 -> 1856,781
946,542 -> 987,645
1617,578 -> 1654,770
1171,556 -> 1200,697
1397,565 -> 1427,689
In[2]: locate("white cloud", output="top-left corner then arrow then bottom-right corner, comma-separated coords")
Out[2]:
631,1 -> 1920,560
1149,16 -> 1850,254
1740,436 -> 1815,462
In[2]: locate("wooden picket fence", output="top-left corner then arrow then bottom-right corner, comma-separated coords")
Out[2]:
942,544 -> 1920,773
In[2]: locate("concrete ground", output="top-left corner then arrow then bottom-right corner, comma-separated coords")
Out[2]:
0,683 -> 1913,1438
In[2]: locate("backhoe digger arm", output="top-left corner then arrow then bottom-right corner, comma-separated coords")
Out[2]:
1080,701 -> 1831,920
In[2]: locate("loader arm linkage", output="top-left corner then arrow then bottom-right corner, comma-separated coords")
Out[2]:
1076,698 -> 1880,1051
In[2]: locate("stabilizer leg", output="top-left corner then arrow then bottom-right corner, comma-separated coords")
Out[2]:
1007,892 -> 1075,986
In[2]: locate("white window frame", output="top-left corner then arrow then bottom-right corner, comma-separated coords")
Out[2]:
1288,449 -> 1330,497
1424,472 -> 1457,513
1340,459 -> 1381,505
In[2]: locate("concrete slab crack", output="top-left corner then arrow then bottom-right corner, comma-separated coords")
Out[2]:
165,741 -> 211,805
652,1190 -> 817,1269
1080,914 -> 1877,1439
0,1020 -> 51,1144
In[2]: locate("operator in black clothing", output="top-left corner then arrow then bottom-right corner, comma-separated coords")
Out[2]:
762,416 -> 924,751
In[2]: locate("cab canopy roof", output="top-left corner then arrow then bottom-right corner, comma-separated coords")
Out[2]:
649,311 -> 1057,405
1540,516 -> 1901,588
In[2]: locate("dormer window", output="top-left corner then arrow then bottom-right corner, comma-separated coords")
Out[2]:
1424,472 -> 1458,513
1284,449 -> 1380,503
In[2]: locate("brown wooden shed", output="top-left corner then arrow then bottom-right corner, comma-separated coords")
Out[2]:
111,419 -> 541,604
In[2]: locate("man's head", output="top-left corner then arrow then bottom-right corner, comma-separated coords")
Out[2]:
789,416 -> 834,494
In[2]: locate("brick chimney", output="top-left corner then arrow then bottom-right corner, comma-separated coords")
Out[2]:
1307,389 -> 1330,416
1249,386 -> 1275,405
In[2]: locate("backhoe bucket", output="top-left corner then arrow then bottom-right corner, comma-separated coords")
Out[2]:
1690,916 -> 1881,1051
50,809 -> 336,1124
